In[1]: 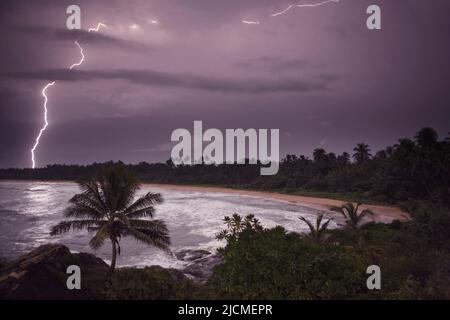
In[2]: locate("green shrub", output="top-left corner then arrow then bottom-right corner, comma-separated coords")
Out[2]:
106,266 -> 196,300
408,203 -> 450,249
208,215 -> 450,300
210,226 -> 366,299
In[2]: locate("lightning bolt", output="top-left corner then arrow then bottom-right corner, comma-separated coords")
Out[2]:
242,0 -> 339,25
31,82 -> 55,169
30,6 -> 338,167
30,23 -> 106,168
242,20 -> 260,25
69,41 -> 84,70
88,22 -> 107,33
271,0 -> 340,17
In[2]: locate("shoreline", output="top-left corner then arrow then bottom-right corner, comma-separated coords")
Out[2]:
0,179 -> 409,223
142,183 -> 409,223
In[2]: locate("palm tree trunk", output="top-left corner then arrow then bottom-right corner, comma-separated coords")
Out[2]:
110,239 -> 117,272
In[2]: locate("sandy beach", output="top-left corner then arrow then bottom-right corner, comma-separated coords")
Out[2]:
143,184 -> 410,223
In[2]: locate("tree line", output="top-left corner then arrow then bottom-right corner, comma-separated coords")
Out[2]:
1,127 -> 449,207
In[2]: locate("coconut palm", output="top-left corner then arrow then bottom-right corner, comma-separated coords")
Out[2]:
299,213 -> 331,243
352,143 -> 372,164
217,214 -> 262,241
330,202 -> 374,229
50,166 -> 170,272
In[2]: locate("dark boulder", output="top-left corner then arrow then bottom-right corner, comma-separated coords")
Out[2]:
0,244 -> 109,300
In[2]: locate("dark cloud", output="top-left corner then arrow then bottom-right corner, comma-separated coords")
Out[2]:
1,0 -> 450,168
16,26 -> 152,51
238,56 -> 312,73
5,69 -> 336,94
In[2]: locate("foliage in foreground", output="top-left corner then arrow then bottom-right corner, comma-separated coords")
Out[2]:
210,225 -> 365,299
3,204 -> 449,300
207,206 -> 450,300
299,213 -> 331,243
105,266 -> 197,300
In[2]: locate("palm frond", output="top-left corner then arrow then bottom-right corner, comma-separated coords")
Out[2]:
320,219 -> 331,232
113,212 -> 131,226
124,225 -> 170,252
300,216 -> 316,235
124,192 -> 162,218
299,213 -> 331,243
89,223 -> 109,249
129,219 -> 169,234
65,193 -> 106,218
97,166 -> 139,212
330,205 -> 347,219
78,180 -> 108,212
64,204 -> 104,220
331,202 -> 373,229
50,220 -> 101,236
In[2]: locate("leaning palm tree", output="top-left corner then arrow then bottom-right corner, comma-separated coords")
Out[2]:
330,202 -> 374,230
50,165 -> 170,272
299,213 -> 331,243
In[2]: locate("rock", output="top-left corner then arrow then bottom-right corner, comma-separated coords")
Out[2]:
0,244 -> 224,299
175,249 -> 211,262
176,249 -> 223,283
0,244 -> 109,300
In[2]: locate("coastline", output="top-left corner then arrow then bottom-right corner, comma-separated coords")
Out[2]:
0,179 -> 409,223
142,183 -> 409,223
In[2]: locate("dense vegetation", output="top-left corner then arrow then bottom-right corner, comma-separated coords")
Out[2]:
93,205 -> 450,300
105,266 -> 197,300
205,208 -> 450,299
3,206 -> 449,299
1,127 -> 449,206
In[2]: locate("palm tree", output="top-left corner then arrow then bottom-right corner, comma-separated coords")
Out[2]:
330,202 -> 374,229
50,166 -> 170,272
217,214 -> 262,242
299,213 -> 331,243
224,213 -> 244,234
415,127 -> 438,150
352,143 -> 372,164
337,152 -> 350,166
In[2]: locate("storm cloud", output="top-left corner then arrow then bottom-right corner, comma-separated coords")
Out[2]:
17,26 -> 152,51
1,0 -> 450,168
6,68 -> 336,94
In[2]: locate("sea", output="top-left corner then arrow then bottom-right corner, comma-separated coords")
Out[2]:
0,181 -> 337,269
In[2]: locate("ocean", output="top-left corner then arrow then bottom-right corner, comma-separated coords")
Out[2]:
0,181 -> 336,269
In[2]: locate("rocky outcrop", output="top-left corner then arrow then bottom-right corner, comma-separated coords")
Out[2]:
0,245 -> 224,299
176,249 -> 223,283
0,244 -> 109,300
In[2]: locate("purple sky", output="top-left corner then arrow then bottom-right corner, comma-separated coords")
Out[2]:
1,0 -> 449,168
